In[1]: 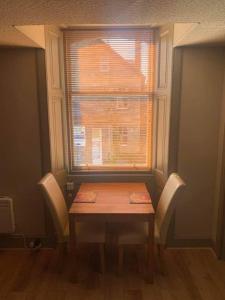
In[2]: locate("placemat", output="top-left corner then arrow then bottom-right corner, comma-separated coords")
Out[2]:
129,192 -> 151,204
74,192 -> 96,203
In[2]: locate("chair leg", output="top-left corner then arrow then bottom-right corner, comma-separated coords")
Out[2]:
157,243 -> 161,257
99,243 -> 105,274
157,243 -> 166,275
137,245 -> 143,274
69,243 -> 78,283
56,242 -> 67,273
118,245 -> 124,275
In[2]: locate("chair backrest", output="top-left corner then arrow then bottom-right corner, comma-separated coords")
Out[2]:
155,173 -> 185,246
39,173 -> 68,242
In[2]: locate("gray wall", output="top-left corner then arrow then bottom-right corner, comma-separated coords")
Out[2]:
175,47 -> 225,240
0,48 -> 47,237
213,66 -> 225,255
1,46 -> 225,247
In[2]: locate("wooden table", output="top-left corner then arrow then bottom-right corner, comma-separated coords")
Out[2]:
69,182 -> 155,282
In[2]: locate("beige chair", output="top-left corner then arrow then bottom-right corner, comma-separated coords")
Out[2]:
38,173 -> 106,273
115,173 -> 185,273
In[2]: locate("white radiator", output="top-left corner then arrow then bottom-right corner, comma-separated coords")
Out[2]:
0,197 -> 15,233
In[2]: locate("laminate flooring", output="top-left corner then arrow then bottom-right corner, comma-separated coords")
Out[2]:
0,247 -> 225,300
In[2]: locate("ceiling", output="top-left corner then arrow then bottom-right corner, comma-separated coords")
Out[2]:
0,0 -> 225,46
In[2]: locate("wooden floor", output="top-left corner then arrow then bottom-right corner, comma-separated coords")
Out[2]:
0,247 -> 225,300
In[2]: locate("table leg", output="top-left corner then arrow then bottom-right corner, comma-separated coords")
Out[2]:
69,214 -> 77,283
147,216 -> 154,283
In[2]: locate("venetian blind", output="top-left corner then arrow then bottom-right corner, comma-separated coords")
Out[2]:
64,28 -> 155,171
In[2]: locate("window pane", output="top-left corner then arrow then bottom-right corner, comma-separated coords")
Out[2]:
70,95 -> 152,169
64,29 -> 154,94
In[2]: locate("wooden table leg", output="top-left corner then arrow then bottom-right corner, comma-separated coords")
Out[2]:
69,214 -> 77,283
147,216 -> 154,283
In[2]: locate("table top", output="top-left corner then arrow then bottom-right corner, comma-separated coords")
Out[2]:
69,182 -> 154,216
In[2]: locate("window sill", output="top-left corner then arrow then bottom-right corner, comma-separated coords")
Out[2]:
67,170 -> 154,183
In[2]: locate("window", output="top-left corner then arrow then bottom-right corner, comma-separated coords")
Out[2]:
116,98 -> 129,110
99,56 -> 110,72
120,127 -> 128,146
64,28 -> 155,171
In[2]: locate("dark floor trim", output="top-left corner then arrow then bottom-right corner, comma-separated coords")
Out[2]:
0,234 -> 55,249
169,238 -> 213,248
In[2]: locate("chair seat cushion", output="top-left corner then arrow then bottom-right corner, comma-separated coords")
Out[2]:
115,222 -> 148,245
64,222 -> 105,244
113,222 -> 159,245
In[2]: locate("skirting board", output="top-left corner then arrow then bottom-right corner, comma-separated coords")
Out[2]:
169,238 -> 213,248
0,234 -> 56,249
0,234 -> 214,251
